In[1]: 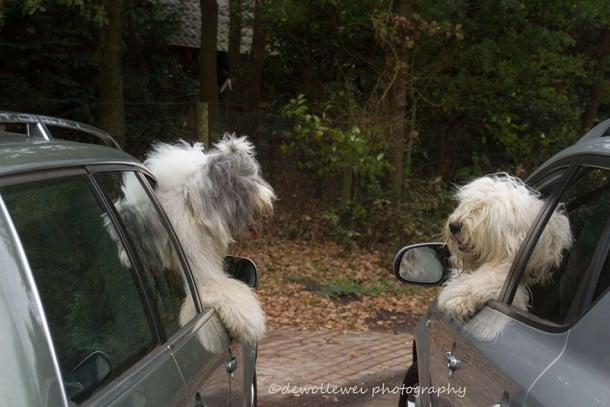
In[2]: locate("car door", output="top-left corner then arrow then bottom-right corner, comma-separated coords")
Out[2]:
516,162 -> 610,406
425,305 -> 568,406
426,161 -> 610,406
94,169 -> 234,406
0,171 -> 189,406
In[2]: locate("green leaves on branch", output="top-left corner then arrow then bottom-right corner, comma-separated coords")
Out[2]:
281,94 -> 390,181
3,0 -> 107,26
371,10 -> 463,51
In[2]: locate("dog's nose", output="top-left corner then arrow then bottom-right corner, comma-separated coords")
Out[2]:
449,220 -> 462,235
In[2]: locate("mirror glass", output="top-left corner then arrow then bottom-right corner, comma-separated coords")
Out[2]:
224,256 -> 258,288
394,243 -> 449,285
66,351 -> 112,402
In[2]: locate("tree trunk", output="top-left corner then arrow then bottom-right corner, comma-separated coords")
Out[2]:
342,166 -> 353,203
199,0 -> 220,146
247,0 -> 266,109
389,0 -> 412,211
98,0 -> 126,146
227,0 -> 243,101
580,28 -> 610,136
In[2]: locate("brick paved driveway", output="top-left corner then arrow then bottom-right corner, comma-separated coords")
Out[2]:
257,326 -> 413,406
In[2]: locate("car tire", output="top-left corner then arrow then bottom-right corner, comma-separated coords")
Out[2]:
398,362 -> 418,407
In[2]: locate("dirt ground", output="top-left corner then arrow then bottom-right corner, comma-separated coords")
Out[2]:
231,199 -> 437,334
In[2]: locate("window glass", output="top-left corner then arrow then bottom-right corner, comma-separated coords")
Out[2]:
526,167 -> 610,325
1,176 -> 155,402
95,171 -> 196,336
593,254 -> 610,303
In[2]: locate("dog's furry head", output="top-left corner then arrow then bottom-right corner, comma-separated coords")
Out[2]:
145,135 -> 275,251
445,174 -> 572,284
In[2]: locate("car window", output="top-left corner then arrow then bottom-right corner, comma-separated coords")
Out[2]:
593,253 -> 610,303
1,176 -> 156,403
525,167 -> 610,325
94,171 -> 197,337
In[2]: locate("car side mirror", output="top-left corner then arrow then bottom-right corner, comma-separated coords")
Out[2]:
224,256 -> 259,288
393,243 -> 452,286
64,351 -> 112,402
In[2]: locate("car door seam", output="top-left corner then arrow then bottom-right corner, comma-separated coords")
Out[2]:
525,329 -> 570,401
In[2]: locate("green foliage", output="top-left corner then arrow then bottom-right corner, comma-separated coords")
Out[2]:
397,176 -> 453,242
265,0 -> 381,102
0,1 -> 99,117
280,94 -> 390,180
415,0 -> 591,176
121,0 -> 198,156
0,0 -> 195,152
324,175 -> 453,249
2,0 -> 610,249
321,278 -> 383,298
371,8 -> 464,50
1,0 -> 106,26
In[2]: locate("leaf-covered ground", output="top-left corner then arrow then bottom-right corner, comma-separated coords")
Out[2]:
231,207 -> 438,334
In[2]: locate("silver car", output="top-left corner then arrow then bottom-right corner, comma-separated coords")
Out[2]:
394,119 -> 610,406
0,112 -> 257,406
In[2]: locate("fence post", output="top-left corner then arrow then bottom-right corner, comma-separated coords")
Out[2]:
196,101 -> 210,148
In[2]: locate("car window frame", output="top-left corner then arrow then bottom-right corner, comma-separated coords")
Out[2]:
494,154 -> 610,332
0,163 -> 210,403
86,164 -> 205,328
87,166 -> 204,336
0,167 -> 168,399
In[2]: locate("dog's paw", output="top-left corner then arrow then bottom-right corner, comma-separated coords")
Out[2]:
201,278 -> 266,344
437,287 -> 481,322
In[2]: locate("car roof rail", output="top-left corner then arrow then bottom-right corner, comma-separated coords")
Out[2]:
0,111 -> 122,150
578,118 -> 610,143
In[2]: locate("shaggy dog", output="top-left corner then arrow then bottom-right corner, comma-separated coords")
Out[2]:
123,135 -> 275,344
438,174 -> 572,323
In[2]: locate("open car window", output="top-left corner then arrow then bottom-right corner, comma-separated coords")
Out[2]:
522,167 -> 610,326
94,171 -> 197,337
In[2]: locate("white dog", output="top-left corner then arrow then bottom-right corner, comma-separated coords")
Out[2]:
438,174 -> 572,322
136,135 -> 275,344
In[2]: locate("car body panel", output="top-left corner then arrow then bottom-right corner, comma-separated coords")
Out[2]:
171,312 -> 232,406
232,342 -> 258,407
421,304 -> 569,406
0,139 -> 146,178
0,200 -> 66,406
525,292 -> 610,407
87,348 -> 186,406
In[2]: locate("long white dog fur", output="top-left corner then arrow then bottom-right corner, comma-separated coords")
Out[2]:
438,174 -> 572,322
138,135 -> 275,344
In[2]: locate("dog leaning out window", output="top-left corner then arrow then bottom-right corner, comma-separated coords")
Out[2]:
438,174 -> 572,323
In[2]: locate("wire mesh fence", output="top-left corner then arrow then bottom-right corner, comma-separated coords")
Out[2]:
122,102 -> 294,158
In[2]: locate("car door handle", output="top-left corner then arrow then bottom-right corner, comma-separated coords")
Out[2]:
445,343 -> 461,378
225,354 -> 237,375
445,351 -> 461,371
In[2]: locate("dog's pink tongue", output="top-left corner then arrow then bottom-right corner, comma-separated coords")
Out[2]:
250,225 -> 259,240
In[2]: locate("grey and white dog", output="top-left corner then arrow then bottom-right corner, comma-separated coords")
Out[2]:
119,135 -> 275,344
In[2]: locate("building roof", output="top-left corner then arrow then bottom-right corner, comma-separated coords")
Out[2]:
168,0 -> 253,53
